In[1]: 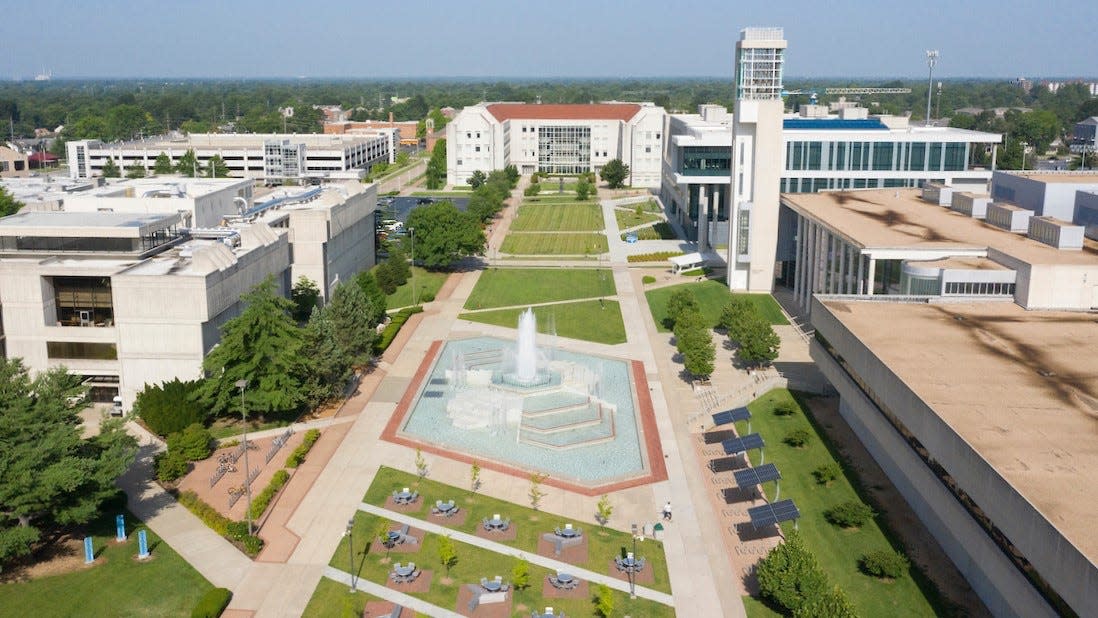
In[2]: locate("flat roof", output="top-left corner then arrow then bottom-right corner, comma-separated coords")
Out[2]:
911,256 -> 1008,270
110,132 -> 386,150
0,211 -> 180,236
782,188 -> 1098,266
486,103 -> 642,122
997,171 -> 1098,184
819,299 -> 1098,563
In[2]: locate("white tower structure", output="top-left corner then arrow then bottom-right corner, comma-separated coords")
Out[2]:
727,27 -> 787,291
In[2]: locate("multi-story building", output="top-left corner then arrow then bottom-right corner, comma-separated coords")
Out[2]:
66,131 -> 398,183
0,178 -> 376,408
446,102 -> 666,188
787,185 -> 1098,616
325,118 -> 421,145
0,146 -> 30,178
1071,116 -> 1098,155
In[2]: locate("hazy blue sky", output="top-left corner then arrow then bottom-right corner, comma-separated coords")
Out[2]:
4,0 -> 1097,79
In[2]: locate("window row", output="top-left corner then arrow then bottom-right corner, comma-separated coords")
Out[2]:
944,281 -> 1015,296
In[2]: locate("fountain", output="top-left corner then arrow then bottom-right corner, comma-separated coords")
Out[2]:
515,309 -> 539,383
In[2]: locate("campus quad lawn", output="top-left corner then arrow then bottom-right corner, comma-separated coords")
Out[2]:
510,203 -> 604,232
327,510 -> 673,618
302,578 -> 396,618
645,280 -> 789,332
501,233 -> 608,255
523,195 -> 591,204
0,512 -> 214,617
460,300 -> 626,345
463,268 -> 616,309
362,466 -> 672,594
614,208 -> 662,230
742,390 -> 943,617
622,222 -> 677,241
384,266 -> 451,309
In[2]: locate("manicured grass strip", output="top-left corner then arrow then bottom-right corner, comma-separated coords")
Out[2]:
743,390 -> 941,617
645,281 -> 788,332
743,595 -> 784,618
302,578 -> 391,618
501,233 -> 608,255
460,300 -> 626,345
524,195 -> 590,204
360,466 -> 671,592
464,268 -> 616,310
615,209 -> 662,229
331,510 -> 672,617
0,510 -> 214,616
383,267 -> 451,309
511,203 -> 604,232
622,222 -> 676,240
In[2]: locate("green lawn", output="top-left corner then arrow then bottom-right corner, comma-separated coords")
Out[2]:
501,233 -> 608,255
523,195 -> 592,204
742,390 -> 943,617
303,578 -> 412,618
0,510 -> 214,617
622,222 -> 677,241
460,300 -> 626,345
464,268 -> 616,310
614,208 -> 662,230
742,595 -> 784,618
645,281 -> 789,332
383,267 -> 451,309
511,203 -> 604,232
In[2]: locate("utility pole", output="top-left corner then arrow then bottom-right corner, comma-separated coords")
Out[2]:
925,50 -> 939,127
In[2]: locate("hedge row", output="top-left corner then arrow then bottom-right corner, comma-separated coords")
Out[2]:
375,305 -> 424,353
177,490 -> 264,557
191,587 -> 232,618
285,429 -> 321,468
248,469 -> 290,522
627,251 -> 684,263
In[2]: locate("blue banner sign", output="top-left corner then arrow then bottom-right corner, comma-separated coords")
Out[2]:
83,537 -> 94,564
137,530 -> 150,559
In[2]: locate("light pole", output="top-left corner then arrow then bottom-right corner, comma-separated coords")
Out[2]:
235,379 -> 253,536
629,523 -> 638,599
925,50 -> 939,127
1021,141 -> 1028,171
408,227 -> 416,305
345,518 -> 356,592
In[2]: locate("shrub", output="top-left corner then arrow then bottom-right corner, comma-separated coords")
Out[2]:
156,450 -> 189,482
756,531 -> 829,613
627,250 -> 683,263
135,378 -> 206,436
791,586 -> 858,618
285,429 -> 321,468
642,275 -> 656,285
241,535 -> 264,555
774,400 -> 798,416
593,583 -> 615,618
825,501 -> 875,528
784,428 -> 811,448
813,463 -> 841,485
511,558 -> 531,590
861,549 -> 909,579
375,306 -> 424,353
523,183 -> 541,197
248,469 -> 290,521
191,588 -> 232,618
178,490 -> 232,536
226,520 -> 250,541
168,424 -> 214,462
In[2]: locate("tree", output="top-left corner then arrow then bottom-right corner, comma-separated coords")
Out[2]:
302,306 -> 352,406
404,200 -> 485,269
167,423 -> 214,461
674,306 -> 715,379
593,583 -> 615,618
466,170 -> 487,189
196,276 -> 308,416
175,148 -> 202,177
387,246 -> 411,285
596,494 -> 613,526
600,159 -> 629,189
415,448 -> 429,479
528,472 -> 548,510
153,152 -> 174,175
354,271 -> 388,328
575,175 -> 591,201
0,186 -> 24,218
327,282 -> 379,368
205,154 -> 230,178
511,558 -> 531,590
470,461 -> 481,493
291,276 -> 321,323
503,164 -> 519,186
124,164 -> 146,179
425,138 -> 447,190
755,531 -> 830,614
719,295 -> 755,342
0,361 -> 137,568
664,288 -> 700,330
737,315 -> 781,366
101,158 -> 121,178
437,535 -> 457,575
135,378 -> 206,436
791,586 -> 858,618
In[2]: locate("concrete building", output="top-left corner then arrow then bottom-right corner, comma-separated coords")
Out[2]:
0,146 -> 30,178
445,102 -> 666,188
66,131 -> 397,183
1071,117 -> 1098,155
0,178 -> 376,408
325,119 -> 421,145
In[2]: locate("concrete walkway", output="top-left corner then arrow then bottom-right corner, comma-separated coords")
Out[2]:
358,503 -> 675,606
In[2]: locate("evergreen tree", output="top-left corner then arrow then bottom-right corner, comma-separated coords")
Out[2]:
153,152 -> 174,175
135,378 -> 206,436
101,158 -> 121,178
425,138 -> 447,189
205,154 -> 230,178
197,277 -> 308,416
175,148 -> 202,177
124,164 -> 146,179
326,282 -> 378,368
466,170 -> 487,189
0,361 -> 137,567
290,276 -> 321,323
0,186 -> 24,218
302,306 -> 351,405
756,532 -> 830,614
354,271 -> 388,327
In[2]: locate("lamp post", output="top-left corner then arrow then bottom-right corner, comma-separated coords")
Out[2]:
408,227 -> 416,305
1021,141 -> 1028,172
924,50 -> 939,127
629,523 -> 638,599
235,379 -> 253,536
345,518 -> 356,592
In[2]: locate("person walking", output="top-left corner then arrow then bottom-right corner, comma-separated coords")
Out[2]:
662,501 -> 672,521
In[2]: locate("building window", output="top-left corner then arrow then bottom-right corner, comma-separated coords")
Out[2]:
736,209 -> 751,255
46,341 -> 118,360
475,146 -> 481,152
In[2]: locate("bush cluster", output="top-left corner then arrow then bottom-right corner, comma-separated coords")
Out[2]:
784,428 -> 811,448
719,295 -> 781,366
756,532 -> 860,616
375,306 -> 424,353
136,378 -> 205,436
178,490 -> 232,536
825,500 -> 875,528
191,588 -> 232,618
285,429 -> 321,468
774,400 -> 798,416
666,288 -> 715,379
248,469 -> 290,521
642,275 -> 656,285
156,451 -> 189,483
627,250 -> 684,263
861,549 -> 910,579
813,463 -> 841,485
168,424 -> 215,461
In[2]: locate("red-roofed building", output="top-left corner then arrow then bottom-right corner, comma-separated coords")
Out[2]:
446,101 -> 666,187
